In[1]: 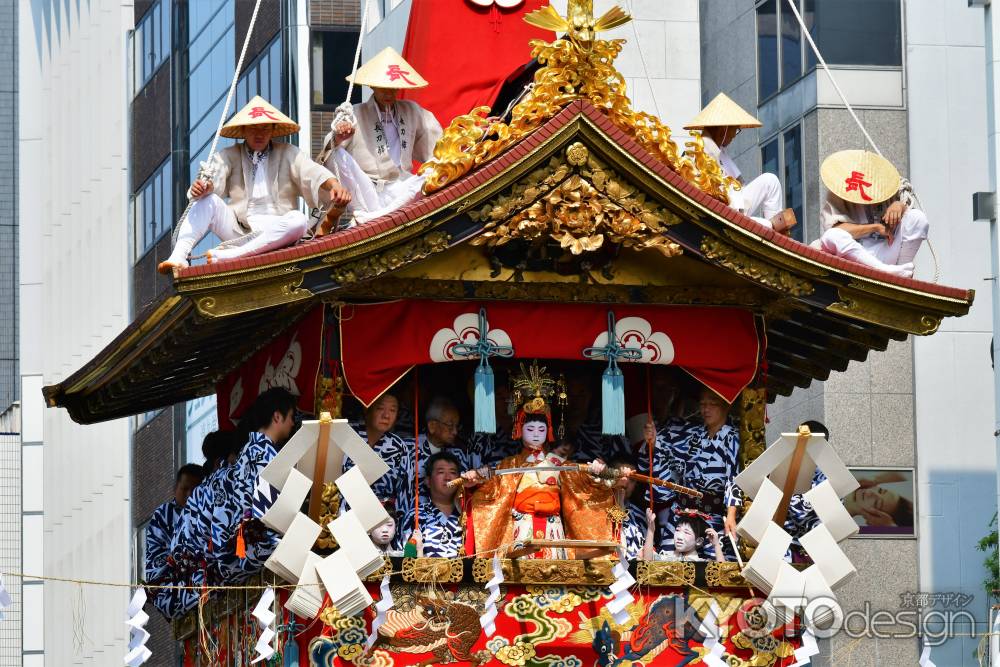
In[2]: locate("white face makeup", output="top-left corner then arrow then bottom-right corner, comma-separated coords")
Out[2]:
673,522 -> 698,554
369,517 -> 396,547
522,420 -> 548,449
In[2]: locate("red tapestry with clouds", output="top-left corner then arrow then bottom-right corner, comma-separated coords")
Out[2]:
339,300 -> 760,407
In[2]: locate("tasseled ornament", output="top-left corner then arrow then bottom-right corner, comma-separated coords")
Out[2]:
601,359 -> 625,436
583,312 -> 641,436
452,307 -> 513,434
282,640 -> 299,666
235,523 -> 247,559
474,358 -> 496,434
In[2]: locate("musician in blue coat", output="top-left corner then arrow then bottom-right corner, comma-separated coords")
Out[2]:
145,463 -> 204,618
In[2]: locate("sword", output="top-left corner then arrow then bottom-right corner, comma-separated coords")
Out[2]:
448,464 -> 703,498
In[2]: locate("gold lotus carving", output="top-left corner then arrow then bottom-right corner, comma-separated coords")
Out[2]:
469,143 -> 682,257
419,27 -> 736,203
739,387 -> 767,469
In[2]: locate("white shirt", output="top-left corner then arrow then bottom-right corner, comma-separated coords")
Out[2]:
376,105 -> 403,168
247,151 -> 278,217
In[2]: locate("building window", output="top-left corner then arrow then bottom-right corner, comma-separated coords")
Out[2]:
312,30 -> 364,109
760,124 -> 804,243
806,0 -> 902,68
757,0 -> 901,102
132,158 -> 173,261
756,0 -> 779,101
186,31 -> 285,258
133,0 -> 171,93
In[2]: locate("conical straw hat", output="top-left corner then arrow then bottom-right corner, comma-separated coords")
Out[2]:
221,96 -> 300,139
347,47 -> 428,89
684,93 -> 762,130
821,150 -> 900,205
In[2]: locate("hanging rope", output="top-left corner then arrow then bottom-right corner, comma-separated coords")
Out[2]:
783,0 -> 940,283
172,0 -> 265,245
316,0 -> 375,165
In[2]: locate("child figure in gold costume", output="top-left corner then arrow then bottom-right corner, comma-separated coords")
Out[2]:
461,362 -> 614,559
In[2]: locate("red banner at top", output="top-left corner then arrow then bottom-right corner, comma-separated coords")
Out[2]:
339,300 -> 760,406
400,0 -> 553,127
216,306 -> 325,429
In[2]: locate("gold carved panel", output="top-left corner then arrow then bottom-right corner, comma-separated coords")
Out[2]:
635,560 -> 696,587
401,557 -> 464,583
471,558 -> 614,585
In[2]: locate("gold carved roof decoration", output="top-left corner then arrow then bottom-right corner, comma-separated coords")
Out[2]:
418,1 -> 737,203
469,142 -> 682,257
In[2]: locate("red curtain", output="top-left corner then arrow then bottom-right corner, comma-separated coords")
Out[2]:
339,300 -> 760,407
216,306 -> 325,428
400,0 -> 554,128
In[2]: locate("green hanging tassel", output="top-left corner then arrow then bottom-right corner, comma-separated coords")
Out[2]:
474,359 -> 496,434
403,537 -> 419,558
584,311 -> 641,436
453,307 -> 513,434
601,359 -> 626,436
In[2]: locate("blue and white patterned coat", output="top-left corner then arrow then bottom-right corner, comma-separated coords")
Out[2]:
634,417 -> 698,507
145,500 -> 199,618
619,501 -> 649,560
344,429 -> 410,511
400,498 -> 463,558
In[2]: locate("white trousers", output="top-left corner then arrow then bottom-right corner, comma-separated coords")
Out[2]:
166,194 -> 309,264
329,148 -> 425,224
819,208 -> 929,277
730,172 -> 784,228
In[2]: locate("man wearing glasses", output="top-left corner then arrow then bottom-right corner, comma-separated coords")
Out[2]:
400,397 -> 469,511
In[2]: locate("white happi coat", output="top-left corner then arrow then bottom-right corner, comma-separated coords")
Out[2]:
325,98 -> 443,223
206,142 -> 334,228
702,135 -> 784,225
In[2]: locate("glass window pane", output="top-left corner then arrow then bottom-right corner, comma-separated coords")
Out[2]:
803,0 -> 817,69
152,3 -> 161,68
783,126 -> 803,243
133,195 -> 144,260
812,0 -> 901,67
756,1 -> 779,101
780,1 -> 801,86
161,0 -> 171,63
761,137 -> 779,179
316,31 -> 362,107
270,39 -> 282,104
144,186 -> 154,249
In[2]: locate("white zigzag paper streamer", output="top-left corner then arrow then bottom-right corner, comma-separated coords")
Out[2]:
366,574 -> 394,649
703,642 -> 727,667
480,554 -> 504,636
919,643 -> 935,667
698,601 -> 726,667
124,588 -> 152,666
606,554 -> 636,626
0,575 -> 11,621
792,629 -> 819,666
251,587 -> 277,664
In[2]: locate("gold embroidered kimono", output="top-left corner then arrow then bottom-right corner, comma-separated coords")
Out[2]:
469,450 -> 615,559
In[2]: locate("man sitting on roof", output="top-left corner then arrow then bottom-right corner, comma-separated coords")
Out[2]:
685,93 -> 797,236
815,150 -> 928,278
158,96 -> 351,273
319,48 -> 443,229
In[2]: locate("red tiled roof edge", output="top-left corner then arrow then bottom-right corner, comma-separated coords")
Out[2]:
178,101 -> 972,303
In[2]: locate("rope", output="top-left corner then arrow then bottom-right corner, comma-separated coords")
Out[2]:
172,0 -> 265,244
783,0 -> 940,283
645,366 -> 654,513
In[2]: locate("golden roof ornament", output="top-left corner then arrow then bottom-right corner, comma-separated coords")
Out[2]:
524,0 -> 632,44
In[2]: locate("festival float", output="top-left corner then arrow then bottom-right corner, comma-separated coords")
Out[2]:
43,1 -> 974,665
